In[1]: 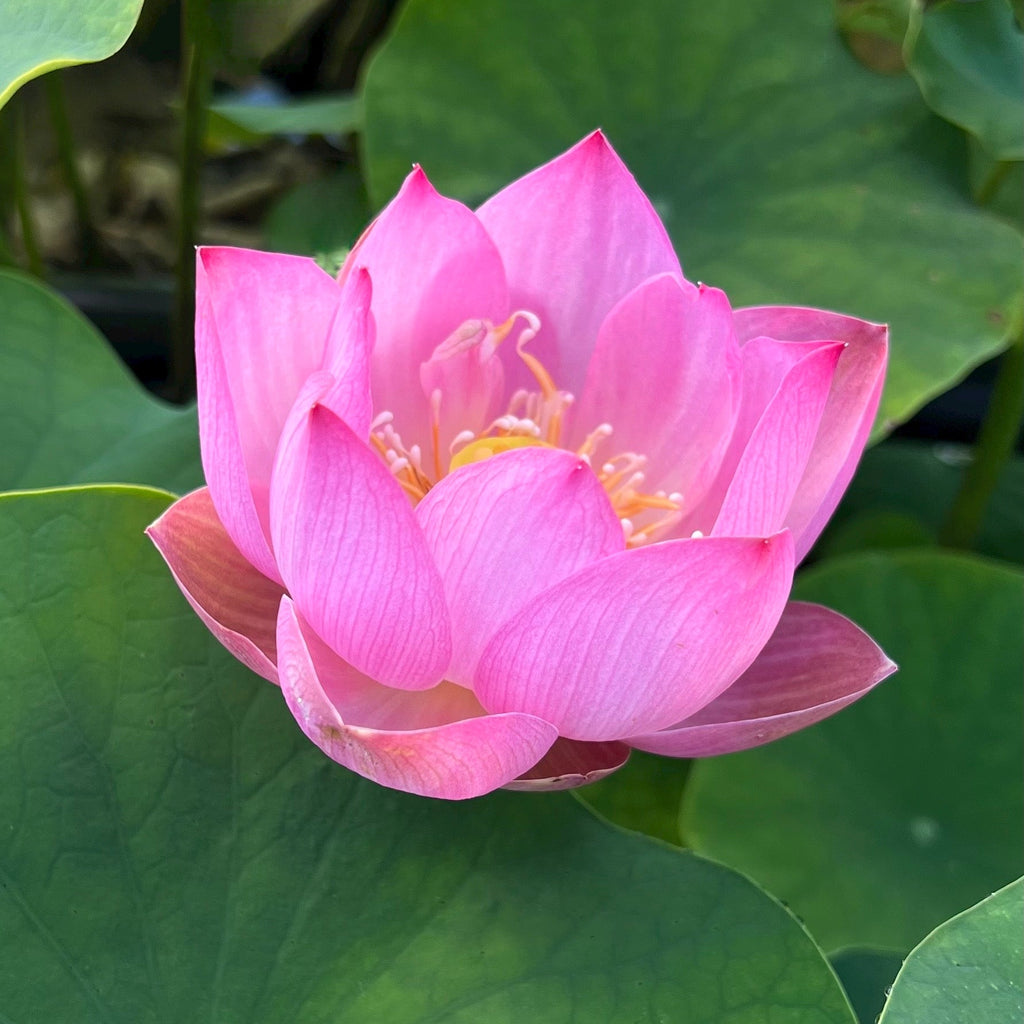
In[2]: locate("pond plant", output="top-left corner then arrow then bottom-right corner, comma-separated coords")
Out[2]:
0,1 -> 1021,1021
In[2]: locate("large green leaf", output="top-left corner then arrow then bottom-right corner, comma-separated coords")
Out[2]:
575,749 -> 689,845
0,485 -> 858,1023
362,0 -> 1022,435
879,879 -> 1024,1024
0,0 -> 144,109
0,269 -> 202,493
906,0 -> 1024,161
816,439 -> 1024,565
682,549 -> 1023,953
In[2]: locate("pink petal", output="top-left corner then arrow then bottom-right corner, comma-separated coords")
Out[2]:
475,532 -> 795,742
270,393 -> 452,690
320,266 -> 375,439
415,447 -> 624,687
571,273 -> 741,503
734,307 -> 889,560
277,597 -> 559,799
196,248 -> 374,581
340,167 -> 508,449
504,738 -> 630,792
145,488 -> 283,683
419,319 -> 506,467
195,253 -> 280,582
627,602 -> 897,757
712,340 -> 844,539
476,131 -> 682,398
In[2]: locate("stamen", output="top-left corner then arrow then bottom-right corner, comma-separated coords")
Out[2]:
601,454 -> 648,494
513,315 -> 553,400
627,508 -> 683,546
449,429 -> 477,455
429,389 -> 443,481
489,414 -> 542,438
495,311 -> 576,445
370,414 -> 432,502
372,307 -> 683,538
577,422 -> 613,459
595,451 -> 684,547
506,389 -> 530,415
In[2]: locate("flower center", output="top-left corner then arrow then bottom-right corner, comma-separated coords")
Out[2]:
369,312 -> 683,546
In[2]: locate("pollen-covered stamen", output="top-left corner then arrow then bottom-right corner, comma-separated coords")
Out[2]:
374,309 -> 679,540
577,422 -> 613,460
370,411 -> 432,501
591,448 -> 684,547
504,315 -> 575,445
429,388 -> 443,481
502,386 -> 575,448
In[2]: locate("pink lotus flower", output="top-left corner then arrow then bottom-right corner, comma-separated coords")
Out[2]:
148,132 -> 896,799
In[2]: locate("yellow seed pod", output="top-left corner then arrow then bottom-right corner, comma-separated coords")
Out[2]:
449,435 -> 553,473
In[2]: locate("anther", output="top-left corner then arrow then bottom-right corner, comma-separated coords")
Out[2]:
449,429 -> 477,455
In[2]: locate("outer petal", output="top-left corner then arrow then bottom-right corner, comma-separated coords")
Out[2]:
627,602 -> 897,757
340,167 -> 508,449
476,532 -> 795,742
145,487 -> 283,683
571,274 -> 741,502
504,738 -> 630,792
320,267 -> 375,439
415,447 -> 624,687
196,252 -> 279,582
734,307 -> 889,560
712,340 -> 844,539
270,391 -> 452,690
196,248 -> 373,581
476,131 -> 682,397
277,597 -> 558,800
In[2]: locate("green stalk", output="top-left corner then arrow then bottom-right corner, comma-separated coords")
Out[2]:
0,107 -> 15,266
44,72 -> 100,265
171,0 -> 212,402
9,99 -> 44,277
939,329 -> 1024,549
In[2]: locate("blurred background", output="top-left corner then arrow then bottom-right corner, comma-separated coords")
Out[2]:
2,0 -> 395,394
1,0 -> 1021,449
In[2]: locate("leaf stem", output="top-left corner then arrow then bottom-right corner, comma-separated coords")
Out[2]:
9,98 -> 44,277
0,107 -> 14,267
44,72 -> 100,266
171,0 -> 212,402
939,328 -> 1024,549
